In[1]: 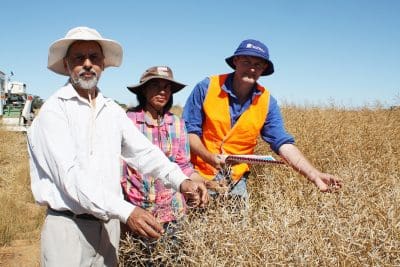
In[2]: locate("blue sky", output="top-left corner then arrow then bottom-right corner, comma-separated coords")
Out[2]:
1,0 -> 399,108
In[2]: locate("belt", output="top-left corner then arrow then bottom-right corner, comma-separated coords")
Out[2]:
48,208 -> 100,221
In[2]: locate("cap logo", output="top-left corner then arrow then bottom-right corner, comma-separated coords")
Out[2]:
246,43 -> 265,53
156,66 -> 169,77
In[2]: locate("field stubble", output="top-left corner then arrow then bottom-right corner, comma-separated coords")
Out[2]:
120,106 -> 400,266
0,129 -> 44,266
1,105 -> 399,266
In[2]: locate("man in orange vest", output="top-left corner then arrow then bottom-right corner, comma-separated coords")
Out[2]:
183,39 -> 342,200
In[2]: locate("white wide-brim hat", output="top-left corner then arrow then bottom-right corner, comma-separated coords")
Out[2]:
48,26 -> 123,76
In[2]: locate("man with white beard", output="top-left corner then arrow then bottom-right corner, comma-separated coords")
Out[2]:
27,26 -> 207,267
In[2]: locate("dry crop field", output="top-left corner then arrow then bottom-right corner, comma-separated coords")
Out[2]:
1,105 -> 399,266
0,129 -> 44,266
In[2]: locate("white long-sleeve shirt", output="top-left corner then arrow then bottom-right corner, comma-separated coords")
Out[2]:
27,83 -> 187,223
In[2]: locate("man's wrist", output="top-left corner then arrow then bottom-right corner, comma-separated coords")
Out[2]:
206,153 -> 218,167
179,179 -> 190,193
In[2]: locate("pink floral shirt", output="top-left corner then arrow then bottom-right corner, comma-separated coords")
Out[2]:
121,110 -> 195,223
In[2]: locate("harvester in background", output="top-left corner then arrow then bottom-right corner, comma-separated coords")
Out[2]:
0,70 -> 37,131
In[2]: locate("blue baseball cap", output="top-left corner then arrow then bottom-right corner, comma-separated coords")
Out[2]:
225,39 -> 274,76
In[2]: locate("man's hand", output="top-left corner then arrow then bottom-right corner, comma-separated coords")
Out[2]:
205,180 -> 229,194
180,179 -> 208,208
210,154 -> 227,170
278,144 -> 343,193
126,207 -> 164,239
311,172 -> 342,192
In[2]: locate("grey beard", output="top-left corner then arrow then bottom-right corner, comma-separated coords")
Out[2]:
71,75 -> 98,90
69,66 -> 99,90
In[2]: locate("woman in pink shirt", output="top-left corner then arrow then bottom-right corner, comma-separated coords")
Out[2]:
121,66 -> 205,263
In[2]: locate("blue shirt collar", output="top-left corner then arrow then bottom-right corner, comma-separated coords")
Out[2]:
221,73 -> 263,99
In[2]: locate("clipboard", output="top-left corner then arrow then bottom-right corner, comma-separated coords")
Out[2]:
224,154 -> 285,165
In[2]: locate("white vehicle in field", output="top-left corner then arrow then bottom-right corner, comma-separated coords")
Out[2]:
0,70 -> 35,131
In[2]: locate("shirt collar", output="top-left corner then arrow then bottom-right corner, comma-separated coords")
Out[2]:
222,72 -> 263,98
134,109 -> 174,126
57,82 -> 80,100
57,82 -> 111,107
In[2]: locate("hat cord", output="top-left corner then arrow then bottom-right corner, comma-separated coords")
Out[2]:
88,91 -> 96,155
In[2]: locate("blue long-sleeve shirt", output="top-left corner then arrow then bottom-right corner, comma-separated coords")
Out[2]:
182,73 -> 295,154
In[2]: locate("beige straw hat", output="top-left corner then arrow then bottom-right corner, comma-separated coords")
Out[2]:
47,26 -> 123,75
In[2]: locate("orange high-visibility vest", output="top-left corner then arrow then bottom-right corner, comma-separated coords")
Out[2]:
191,74 -> 270,181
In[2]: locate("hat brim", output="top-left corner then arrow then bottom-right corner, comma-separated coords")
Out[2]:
48,38 -> 123,76
127,77 -> 186,95
225,54 -> 274,76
